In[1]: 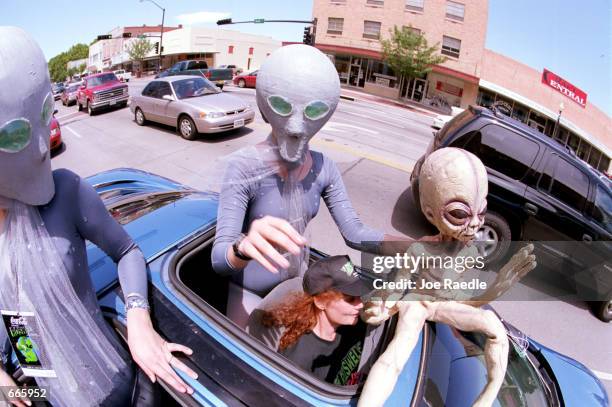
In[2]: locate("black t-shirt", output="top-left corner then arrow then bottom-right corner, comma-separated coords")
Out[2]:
281,322 -> 365,385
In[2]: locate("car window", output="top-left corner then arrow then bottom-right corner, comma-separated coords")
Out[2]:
109,192 -> 191,225
87,73 -> 117,87
156,82 -> 173,99
188,61 -> 208,69
172,77 -> 218,99
538,155 -> 589,212
142,81 -> 160,97
591,185 -> 612,233
462,124 -> 539,180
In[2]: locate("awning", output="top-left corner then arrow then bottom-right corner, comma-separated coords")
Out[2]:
479,79 -> 610,155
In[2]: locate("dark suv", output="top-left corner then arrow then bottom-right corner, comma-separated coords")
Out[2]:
411,105 -> 612,322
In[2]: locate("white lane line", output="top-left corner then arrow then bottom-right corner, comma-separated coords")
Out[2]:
592,369 -> 612,381
64,126 -> 82,139
56,111 -> 82,120
328,122 -> 378,134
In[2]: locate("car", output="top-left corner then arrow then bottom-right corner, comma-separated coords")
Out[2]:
60,83 -> 80,106
113,69 -> 132,82
52,83 -> 65,100
233,70 -> 258,88
49,110 -> 62,152
431,106 -> 465,130
129,75 -> 255,140
53,167 -> 607,407
76,72 -> 129,116
411,105 -> 612,321
218,64 -> 242,75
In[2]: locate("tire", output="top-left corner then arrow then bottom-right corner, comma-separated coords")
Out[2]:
77,101 -> 82,112
87,101 -> 94,116
218,84 -> 224,90
593,300 -> 612,322
135,108 -> 146,126
178,115 -> 197,140
238,79 -> 246,88
475,211 -> 512,267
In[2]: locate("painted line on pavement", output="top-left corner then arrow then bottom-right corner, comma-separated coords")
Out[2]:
64,126 -> 82,139
311,138 -> 413,173
56,111 -> 83,120
328,122 -> 378,134
592,369 -> 612,381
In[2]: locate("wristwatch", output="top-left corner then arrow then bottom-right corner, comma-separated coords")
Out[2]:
232,233 -> 252,261
125,293 -> 150,312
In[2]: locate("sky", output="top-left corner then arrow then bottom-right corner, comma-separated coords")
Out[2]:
1,0 -> 610,115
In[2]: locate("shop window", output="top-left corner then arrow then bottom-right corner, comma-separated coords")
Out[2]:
330,0 -> 346,3
540,156 -> 589,212
441,35 -> 461,58
406,0 -> 424,12
228,45 -> 234,54
248,47 -> 254,55
366,60 -> 397,88
527,110 -> 546,134
367,0 -> 384,5
363,21 -> 381,40
554,127 -> 569,145
567,132 -> 580,154
511,103 -> 528,123
577,141 -> 591,161
446,1 -> 465,21
477,89 -> 495,107
333,55 -> 351,83
598,156 -> 610,173
463,125 -> 540,181
327,18 -> 344,35
588,148 -> 602,169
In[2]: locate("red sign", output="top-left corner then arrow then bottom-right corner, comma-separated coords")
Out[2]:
541,69 -> 587,108
436,81 -> 463,97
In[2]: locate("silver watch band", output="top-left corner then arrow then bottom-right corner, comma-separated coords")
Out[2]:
125,293 -> 150,312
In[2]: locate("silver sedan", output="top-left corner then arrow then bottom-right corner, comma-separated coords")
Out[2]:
130,75 -> 255,140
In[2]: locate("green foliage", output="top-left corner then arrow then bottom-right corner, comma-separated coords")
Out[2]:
126,38 -> 153,64
381,26 -> 446,81
48,43 -> 89,82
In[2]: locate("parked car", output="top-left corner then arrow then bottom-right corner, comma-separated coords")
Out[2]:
49,109 -> 62,152
129,75 -> 254,140
218,64 -> 242,75
113,69 -> 132,82
52,83 -> 65,100
60,83 -> 80,106
156,60 -> 233,89
233,70 -> 258,88
35,167 -> 604,406
411,105 -> 612,321
431,106 -> 465,130
76,72 -> 129,116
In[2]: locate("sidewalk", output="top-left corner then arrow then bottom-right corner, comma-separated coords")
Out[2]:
340,87 -> 440,117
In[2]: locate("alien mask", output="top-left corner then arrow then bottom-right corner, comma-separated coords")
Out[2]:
256,44 -> 340,163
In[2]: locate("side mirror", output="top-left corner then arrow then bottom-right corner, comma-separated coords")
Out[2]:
162,94 -> 174,101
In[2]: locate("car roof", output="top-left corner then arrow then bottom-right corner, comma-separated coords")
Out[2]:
152,75 -> 205,83
470,106 -> 605,181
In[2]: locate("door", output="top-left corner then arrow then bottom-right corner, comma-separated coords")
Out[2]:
155,82 -> 176,126
140,81 -> 161,121
247,71 -> 257,87
402,77 -> 427,102
349,64 -> 361,87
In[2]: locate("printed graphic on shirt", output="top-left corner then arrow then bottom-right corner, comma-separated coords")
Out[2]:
334,341 -> 362,385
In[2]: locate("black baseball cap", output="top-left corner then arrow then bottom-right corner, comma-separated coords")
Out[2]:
303,255 -> 373,297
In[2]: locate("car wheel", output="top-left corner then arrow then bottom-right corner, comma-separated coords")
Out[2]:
135,108 -> 146,126
178,115 -> 197,140
593,300 -> 612,322
238,79 -> 246,88
475,211 -> 512,267
218,84 -> 224,90
77,101 -> 82,112
87,102 -> 94,116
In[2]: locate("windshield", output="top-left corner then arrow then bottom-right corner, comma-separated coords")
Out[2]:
67,85 -> 80,93
421,325 -> 550,406
109,191 -> 192,225
172,77 -> 219,99
88,73 -> 118,87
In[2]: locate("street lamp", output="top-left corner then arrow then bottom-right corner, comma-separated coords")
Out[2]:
552,102 -> 565,139
139,0 -> 165,72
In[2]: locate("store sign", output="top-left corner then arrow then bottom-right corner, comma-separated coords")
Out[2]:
542,69 -> 587,108
436,81 -> 463,97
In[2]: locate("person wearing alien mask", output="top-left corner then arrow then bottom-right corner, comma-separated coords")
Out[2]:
211,44 -> 396,328
0,27 -> 197,407
358,148 -> 537,407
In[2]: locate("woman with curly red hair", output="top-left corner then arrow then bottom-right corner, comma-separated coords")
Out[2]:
262,255 -> 371,386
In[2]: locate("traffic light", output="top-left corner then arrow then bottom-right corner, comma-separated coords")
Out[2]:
97,34 -> 112,40
154,42 -> 159,54
217,18 -> 233,25
122,32 -> 132,38
303,27 -> 313,45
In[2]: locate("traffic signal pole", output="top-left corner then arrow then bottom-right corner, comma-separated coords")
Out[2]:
217,18 -> 317,45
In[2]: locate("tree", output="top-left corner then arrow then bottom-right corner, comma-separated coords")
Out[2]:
126,38 -> 154,74
381,26 -> 446,96
48,43 -> 89,82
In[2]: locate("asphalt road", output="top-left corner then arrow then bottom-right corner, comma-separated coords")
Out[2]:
51,77 -> 612,395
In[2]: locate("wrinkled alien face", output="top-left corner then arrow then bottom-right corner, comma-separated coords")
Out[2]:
419,148 -> 488,242
17,336 -> 39,363
256,44 -> 340,163
0,26 -> 55,205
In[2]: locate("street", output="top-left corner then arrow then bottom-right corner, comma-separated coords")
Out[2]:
52,77 -> 612,394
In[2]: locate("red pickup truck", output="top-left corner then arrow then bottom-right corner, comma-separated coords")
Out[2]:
77,72 -> 129,115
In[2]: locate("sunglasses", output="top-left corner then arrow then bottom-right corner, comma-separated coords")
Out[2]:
267,95 -> 330,121
0,92 -> 54,153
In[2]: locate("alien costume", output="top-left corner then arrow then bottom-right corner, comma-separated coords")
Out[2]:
0,27 -> 148,406
211,45 -> 384,326
358,148 -> 536,407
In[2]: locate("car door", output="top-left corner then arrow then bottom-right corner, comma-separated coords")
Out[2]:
139,81 -> 161,122
247,71 -> 258,87
155,81 -> 177,126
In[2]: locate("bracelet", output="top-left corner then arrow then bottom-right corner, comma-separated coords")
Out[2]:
125,293 -> 150,312
232,233 -> 252,261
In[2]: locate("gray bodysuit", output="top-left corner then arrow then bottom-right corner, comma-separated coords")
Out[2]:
212,150 -> 384,297
0,169 -> 147,406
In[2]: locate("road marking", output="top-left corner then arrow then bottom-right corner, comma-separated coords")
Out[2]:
311,138 -> 413,173
327,122 -> 379,134
592,369 -> 612,381
56,111 -> 83,120
64,126 -> 82,139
